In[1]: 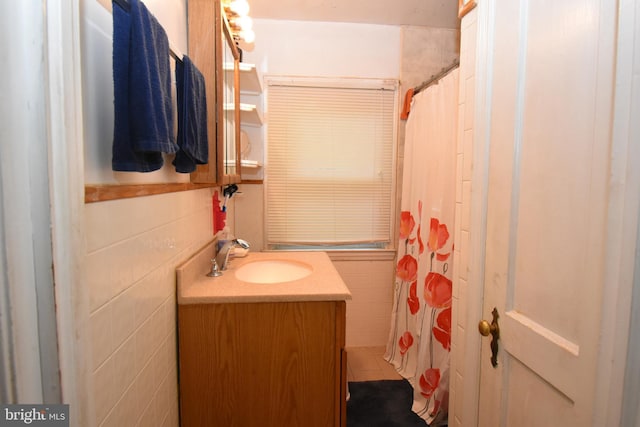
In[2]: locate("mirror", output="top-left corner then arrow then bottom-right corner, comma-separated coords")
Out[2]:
220,11 -> 241,182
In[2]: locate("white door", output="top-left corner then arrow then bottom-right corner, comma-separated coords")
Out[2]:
477,0 -> 618,425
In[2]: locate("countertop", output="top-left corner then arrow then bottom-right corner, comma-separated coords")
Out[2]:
177,240 -> 352,304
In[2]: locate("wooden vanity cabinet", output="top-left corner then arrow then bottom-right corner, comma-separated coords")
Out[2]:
178,300 -> 347,427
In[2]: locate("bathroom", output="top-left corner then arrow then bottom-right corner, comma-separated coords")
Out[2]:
2,0 -> 640,426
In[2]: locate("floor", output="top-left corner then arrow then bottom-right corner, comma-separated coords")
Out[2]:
346,346 -> 403,382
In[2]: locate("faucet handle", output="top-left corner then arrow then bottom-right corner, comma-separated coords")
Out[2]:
233,238 -> 250,249
207,258 -> 222,277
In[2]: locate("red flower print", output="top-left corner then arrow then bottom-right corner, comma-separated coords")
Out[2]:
399,211 -> 416,240
436,252 -> 451,262
407,281 -> 420,314
432,307 -> 452,350
397,254 -> 418,282
398,331 -> 414,355
424,272 -> 452,308
427,218 -> 450,252
419,368 -> 441,399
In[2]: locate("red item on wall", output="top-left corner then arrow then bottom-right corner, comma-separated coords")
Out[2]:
213,191 -> 226,234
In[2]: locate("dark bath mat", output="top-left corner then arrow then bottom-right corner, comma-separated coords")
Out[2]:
347,379 -> 432,427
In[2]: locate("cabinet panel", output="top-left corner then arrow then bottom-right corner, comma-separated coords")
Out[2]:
179,301 -> 345,427
187,0 -> 219,183
336,302 -> 346,427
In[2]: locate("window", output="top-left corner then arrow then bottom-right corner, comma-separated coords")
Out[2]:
265,77 -> 398,249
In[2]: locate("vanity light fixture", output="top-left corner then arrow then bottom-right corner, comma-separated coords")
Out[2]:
227,0 -> 249,15
222,0 -> 256,45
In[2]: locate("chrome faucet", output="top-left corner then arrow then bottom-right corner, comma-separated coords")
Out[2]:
215,238 -> 250,271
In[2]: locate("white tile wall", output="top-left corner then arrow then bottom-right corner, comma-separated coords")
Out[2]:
450,8 -> 478,427
85,188 -> 213,426
400,26 -> 461,91
332,259 -> 396,347
233,184 -> 265,251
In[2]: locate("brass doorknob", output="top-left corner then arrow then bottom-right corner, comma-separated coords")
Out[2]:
478,308 -> 500,367
478,319 -> 496,336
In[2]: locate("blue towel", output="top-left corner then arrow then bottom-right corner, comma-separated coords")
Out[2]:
173,55 -> 209,173
112,0 -> 178,172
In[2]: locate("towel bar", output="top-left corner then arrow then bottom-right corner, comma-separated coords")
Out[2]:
109,0 -> 184,62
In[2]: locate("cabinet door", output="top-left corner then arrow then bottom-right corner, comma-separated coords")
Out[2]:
220,15 -> 241,184
336,302 -> 346,427
187,0 -> 241,184
178,301 -> 342,427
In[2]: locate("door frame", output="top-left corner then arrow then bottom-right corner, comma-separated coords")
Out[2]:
462,0 -> 640,425
457,1 -> 495,425
0,0 -> 70,403
45,0 -> 93,424
601,0 -> 640,424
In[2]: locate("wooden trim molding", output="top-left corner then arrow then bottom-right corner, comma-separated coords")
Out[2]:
458,0 -> 477,18
84,183 -> 215,203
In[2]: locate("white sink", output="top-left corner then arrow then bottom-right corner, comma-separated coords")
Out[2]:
234,259 -> 313,284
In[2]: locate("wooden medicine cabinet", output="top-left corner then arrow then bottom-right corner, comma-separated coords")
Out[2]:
188,0 -> 241,185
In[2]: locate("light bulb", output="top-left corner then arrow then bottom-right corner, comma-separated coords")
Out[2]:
235,15 -> 253,31
241,29 -> 255,44
230,0 -> 249,16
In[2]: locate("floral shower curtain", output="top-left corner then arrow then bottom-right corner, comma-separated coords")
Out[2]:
385,68 -> 458,426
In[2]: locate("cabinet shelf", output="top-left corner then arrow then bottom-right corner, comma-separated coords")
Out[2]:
224,62 -> 262,94
223,159 -> 262,168
224,103 -> 263,126
241,159 -> 261,168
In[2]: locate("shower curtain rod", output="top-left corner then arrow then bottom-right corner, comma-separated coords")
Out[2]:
413,59 -> 460,95
110,0 -> 183,62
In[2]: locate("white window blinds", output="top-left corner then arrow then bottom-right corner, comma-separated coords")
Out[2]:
266,78 -> 397,247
